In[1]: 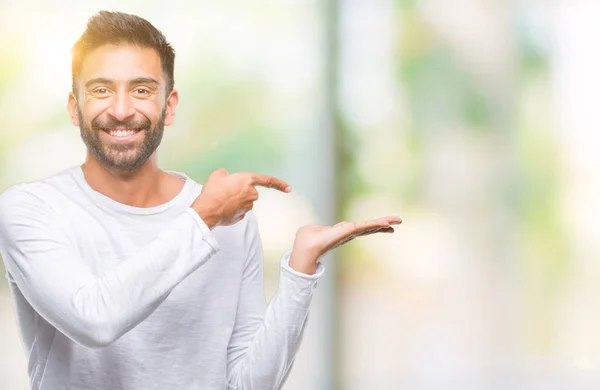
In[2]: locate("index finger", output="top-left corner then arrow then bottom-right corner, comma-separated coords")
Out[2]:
353,216 -> 401,232
250,174 -> 292,193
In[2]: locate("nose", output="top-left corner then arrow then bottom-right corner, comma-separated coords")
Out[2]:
107,91 -> 135,122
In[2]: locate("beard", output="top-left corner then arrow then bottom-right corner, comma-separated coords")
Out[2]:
78,107 -> 166,172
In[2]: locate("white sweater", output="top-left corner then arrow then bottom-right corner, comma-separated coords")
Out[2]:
0,166 -> 324,390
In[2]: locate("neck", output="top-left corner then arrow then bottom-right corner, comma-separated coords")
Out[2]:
81,153 -> 179,208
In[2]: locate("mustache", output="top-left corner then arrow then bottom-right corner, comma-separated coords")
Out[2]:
91,116 -> 151,131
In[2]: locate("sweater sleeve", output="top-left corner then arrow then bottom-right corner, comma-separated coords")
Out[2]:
0,186 -> 220,348
226,212 -> 324,389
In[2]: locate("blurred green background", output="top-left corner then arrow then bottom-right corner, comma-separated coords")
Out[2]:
1,0 -> 598,389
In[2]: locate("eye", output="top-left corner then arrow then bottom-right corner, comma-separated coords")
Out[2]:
133,88 -> 150,95
93,88 -> 109,94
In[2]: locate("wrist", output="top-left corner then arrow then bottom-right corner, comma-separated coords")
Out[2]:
192,204 -> 219,230
289,248 -> 319,275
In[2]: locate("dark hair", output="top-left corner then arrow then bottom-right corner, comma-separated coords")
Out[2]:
71,11 -> 175,95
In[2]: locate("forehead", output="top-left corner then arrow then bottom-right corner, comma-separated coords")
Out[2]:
79,44 -> 163,84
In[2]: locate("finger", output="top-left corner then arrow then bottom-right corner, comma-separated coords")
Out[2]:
351,226 -> 386,238
341,225 -> 396,243
353,219 -> 390,232
333,220 -> 383,239
209,168 -> 229,179
384,215 -> 402,225
327,219 -> 396,250
358,215 -> 402,229
248,186 -> 259,201
356,226 -> 395,237
246,173 -> 291,193
359,216 -> 402,227
332,227 -> 395,250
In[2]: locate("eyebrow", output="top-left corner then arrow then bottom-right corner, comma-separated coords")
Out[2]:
85,77 -> 160,89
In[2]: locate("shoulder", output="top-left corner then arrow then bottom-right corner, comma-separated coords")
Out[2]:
0,184 -> 40,210
0,185 -> 49,229
1,167 -> 78,202
0,167 -> 78,221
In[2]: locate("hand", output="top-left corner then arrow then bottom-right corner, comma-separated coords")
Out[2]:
191,168 -> 291,229
289,216 -> 402,275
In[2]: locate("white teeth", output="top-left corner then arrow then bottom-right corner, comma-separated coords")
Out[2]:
109,130 -> 136,137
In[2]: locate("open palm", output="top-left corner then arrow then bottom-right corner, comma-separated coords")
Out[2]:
289,216 -> 402,274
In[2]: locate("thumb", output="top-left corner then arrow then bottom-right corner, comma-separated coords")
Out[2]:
210,168 -> 229,179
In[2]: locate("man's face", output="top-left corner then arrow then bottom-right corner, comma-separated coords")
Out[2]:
68,44 -> 177,171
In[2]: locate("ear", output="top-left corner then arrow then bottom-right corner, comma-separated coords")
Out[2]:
67,92 -> 80,126
163,89 -> 179,126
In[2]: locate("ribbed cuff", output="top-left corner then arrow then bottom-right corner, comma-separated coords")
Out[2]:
279,249 -> 325,295
186,208 -> 221,254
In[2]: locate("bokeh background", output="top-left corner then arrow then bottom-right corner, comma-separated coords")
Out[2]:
0,0 -> 598,389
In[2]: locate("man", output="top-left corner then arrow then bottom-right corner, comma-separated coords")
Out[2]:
0,11 -> 401,390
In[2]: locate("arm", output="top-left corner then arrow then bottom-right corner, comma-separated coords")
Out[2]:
0,169 -> 292,349
226,213 -> 402,389
0,186 -> 219,348
227,213 -> 324,390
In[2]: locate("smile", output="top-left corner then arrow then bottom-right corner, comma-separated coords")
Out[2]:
103,128 -> 143,141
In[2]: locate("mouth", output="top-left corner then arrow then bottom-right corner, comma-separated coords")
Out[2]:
102,128 -> 144,142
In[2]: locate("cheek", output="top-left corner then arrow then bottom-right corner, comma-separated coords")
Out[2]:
81,98 -> 163,124
135,102 -> 164,122
82,100 -> 110,122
